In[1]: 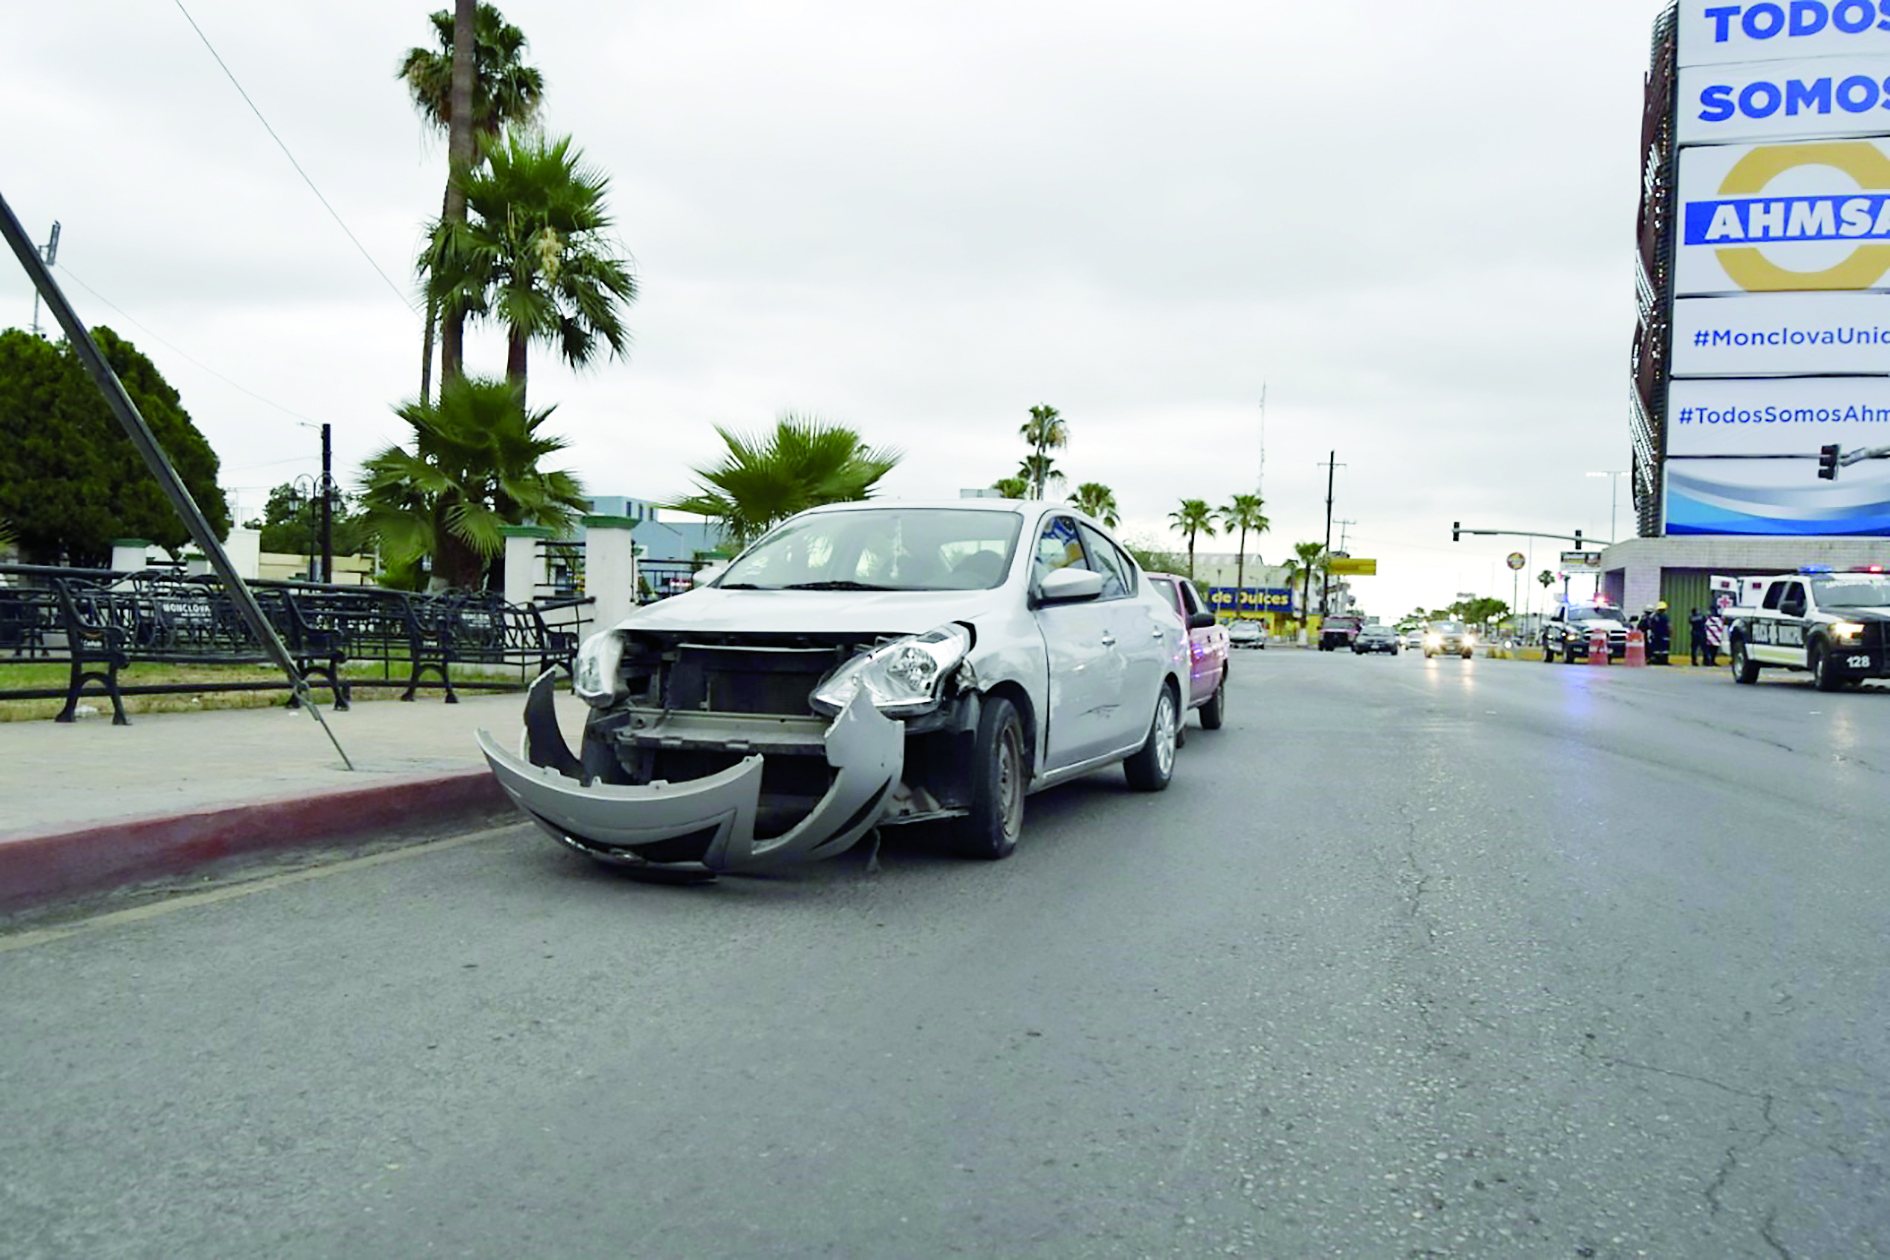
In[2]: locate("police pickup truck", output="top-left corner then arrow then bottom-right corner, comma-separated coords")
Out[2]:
1726,568 -> 1890,690
1540,601 -> 1629,664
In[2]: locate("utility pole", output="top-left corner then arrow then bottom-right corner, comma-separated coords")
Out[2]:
27,221 -> 58,337
1256,384 -> 1267,499
320,422 -> 334,584
1336,519 -> 1356,554
1317,451 -> 1344,617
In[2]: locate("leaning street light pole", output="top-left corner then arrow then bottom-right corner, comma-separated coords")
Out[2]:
0,188 -> 353,769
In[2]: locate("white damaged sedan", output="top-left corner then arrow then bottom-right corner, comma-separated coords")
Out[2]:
477,499 -> 1191,879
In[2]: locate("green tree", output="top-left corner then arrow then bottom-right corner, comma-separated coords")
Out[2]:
1217,493 -> 1269,595
667,414 -> 901,549
1120,536 -> 1186,576
358,375 -> 586,589
1069,482 -> 1119,528
0,327 -> 229,567
1016,453 -> 1064,499
400,2 -> 545,399
1018,404 -> 1067,499
1278,541 -> 1327,627
990,475 -> 1030,499
1167,498 -> 1216,581
245,483 -> 373,558
421,128 -> 637,407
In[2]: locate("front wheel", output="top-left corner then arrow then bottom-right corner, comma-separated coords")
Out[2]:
1123,685 -> 1179,792
1199,670 -> 1226,730
1811,642 -> 1843,692
1731,639 -> 1760,685
951,696 -> 1026,860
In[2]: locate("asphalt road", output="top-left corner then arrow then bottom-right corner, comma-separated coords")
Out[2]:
4,650 -> 1888,1258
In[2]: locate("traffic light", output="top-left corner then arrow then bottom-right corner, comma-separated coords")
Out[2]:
1819,443 -> 1841,480
1452,521 -> 1460,542
1574,530 -> 1582,550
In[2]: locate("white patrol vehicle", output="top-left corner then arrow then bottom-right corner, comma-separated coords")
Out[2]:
1540,601 -> 1630,664
1726,568 -> 1890,691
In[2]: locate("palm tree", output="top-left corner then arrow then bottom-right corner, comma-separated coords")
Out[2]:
1168,498 -> 1216,580
399,2 -> 545,402
990,475 -> 1030,499
1278,540 -> 1326,628
1069,482 -> 1119,527
421,128 -> 637,408
1218,493 -> 1269,597
1018,404 -> 1068,499
359,375 -> 586,589
1016,453 -> 1064,499
667,414 -> 901,549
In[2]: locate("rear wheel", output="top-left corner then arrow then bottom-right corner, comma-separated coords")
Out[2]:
1731,639 -> 1760,684
1123,685 -> 1178,792
1200,670 -> 1226,730
951,696 -> 1026,860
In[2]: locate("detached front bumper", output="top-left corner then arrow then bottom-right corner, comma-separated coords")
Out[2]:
476,672 -> 902,876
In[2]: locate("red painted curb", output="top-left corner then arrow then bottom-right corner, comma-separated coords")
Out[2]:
0,768 -> 511,911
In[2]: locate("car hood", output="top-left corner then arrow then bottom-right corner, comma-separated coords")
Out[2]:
613,586 -> 1011,637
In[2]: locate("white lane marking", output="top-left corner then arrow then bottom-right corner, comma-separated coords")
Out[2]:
0,827 -> 516,954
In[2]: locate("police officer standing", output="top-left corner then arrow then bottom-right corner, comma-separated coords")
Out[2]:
1648,602 -> 1672,664
1689,607 -> 1707,665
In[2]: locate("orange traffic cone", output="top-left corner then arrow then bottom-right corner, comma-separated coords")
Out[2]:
1588,629 -> 1609,664
1623,630 -> 1647,666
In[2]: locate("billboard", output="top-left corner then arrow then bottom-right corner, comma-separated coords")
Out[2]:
1670,291 -> 1890,374
1204,587 -> 1294,618
1668,375 -> 1890,452
1678,57 -> 1890,144
1676,138 -> 1890,296
1666,456 -> 1890,532
1679,2 -> 1890,67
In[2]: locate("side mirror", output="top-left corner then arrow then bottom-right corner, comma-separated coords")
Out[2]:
1187,611 -> 1217,630
1037,566 -> 1105,604
1781,599 -> 1805,618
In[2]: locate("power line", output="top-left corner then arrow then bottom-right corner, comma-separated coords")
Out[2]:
56,265 -> 325,428
170,0 -> 418,316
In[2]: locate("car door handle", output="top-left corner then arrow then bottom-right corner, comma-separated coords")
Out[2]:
1100,634 -> 1116,647
1150,628 -> 1165,638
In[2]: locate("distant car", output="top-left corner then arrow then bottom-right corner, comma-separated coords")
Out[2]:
1352,624 -> 1399,655
1319,614 -> 1363,651
1424,621 -> 1475,659
1145,573 -> 1230,729
1402,629 -> 1424,651
1541,603 -> 1629,663
1226,619 -> 1265,649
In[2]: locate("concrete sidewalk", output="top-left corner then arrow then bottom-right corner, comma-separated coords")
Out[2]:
0,690 -> 583,911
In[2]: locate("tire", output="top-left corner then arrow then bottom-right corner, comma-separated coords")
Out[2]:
951,696 -> 1026,860
1461,650 -> 1472,660
1731,638 -> 1760,685
1564,644 -> 1578,665
1811,642 -> 1843,692
1200,669 -> 1226,730
1123,684 -> 1179,792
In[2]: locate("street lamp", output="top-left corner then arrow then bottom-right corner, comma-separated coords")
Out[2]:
1587,470 -> 1625,544
284,472 -> 339,582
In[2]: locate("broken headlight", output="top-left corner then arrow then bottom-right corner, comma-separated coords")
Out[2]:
811,624 -> 972,718
572,630 -> 626,707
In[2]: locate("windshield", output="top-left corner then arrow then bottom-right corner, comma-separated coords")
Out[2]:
1430,622 -> 1464,634
1569,607 -> 1621,622
717,508 -> 1023,592
1812,576 -> 1890,609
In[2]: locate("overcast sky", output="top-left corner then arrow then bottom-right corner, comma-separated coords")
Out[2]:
1,1 -> 1670,617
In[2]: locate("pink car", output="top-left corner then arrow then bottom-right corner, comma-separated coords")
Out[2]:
1143,572 -> 1228,731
